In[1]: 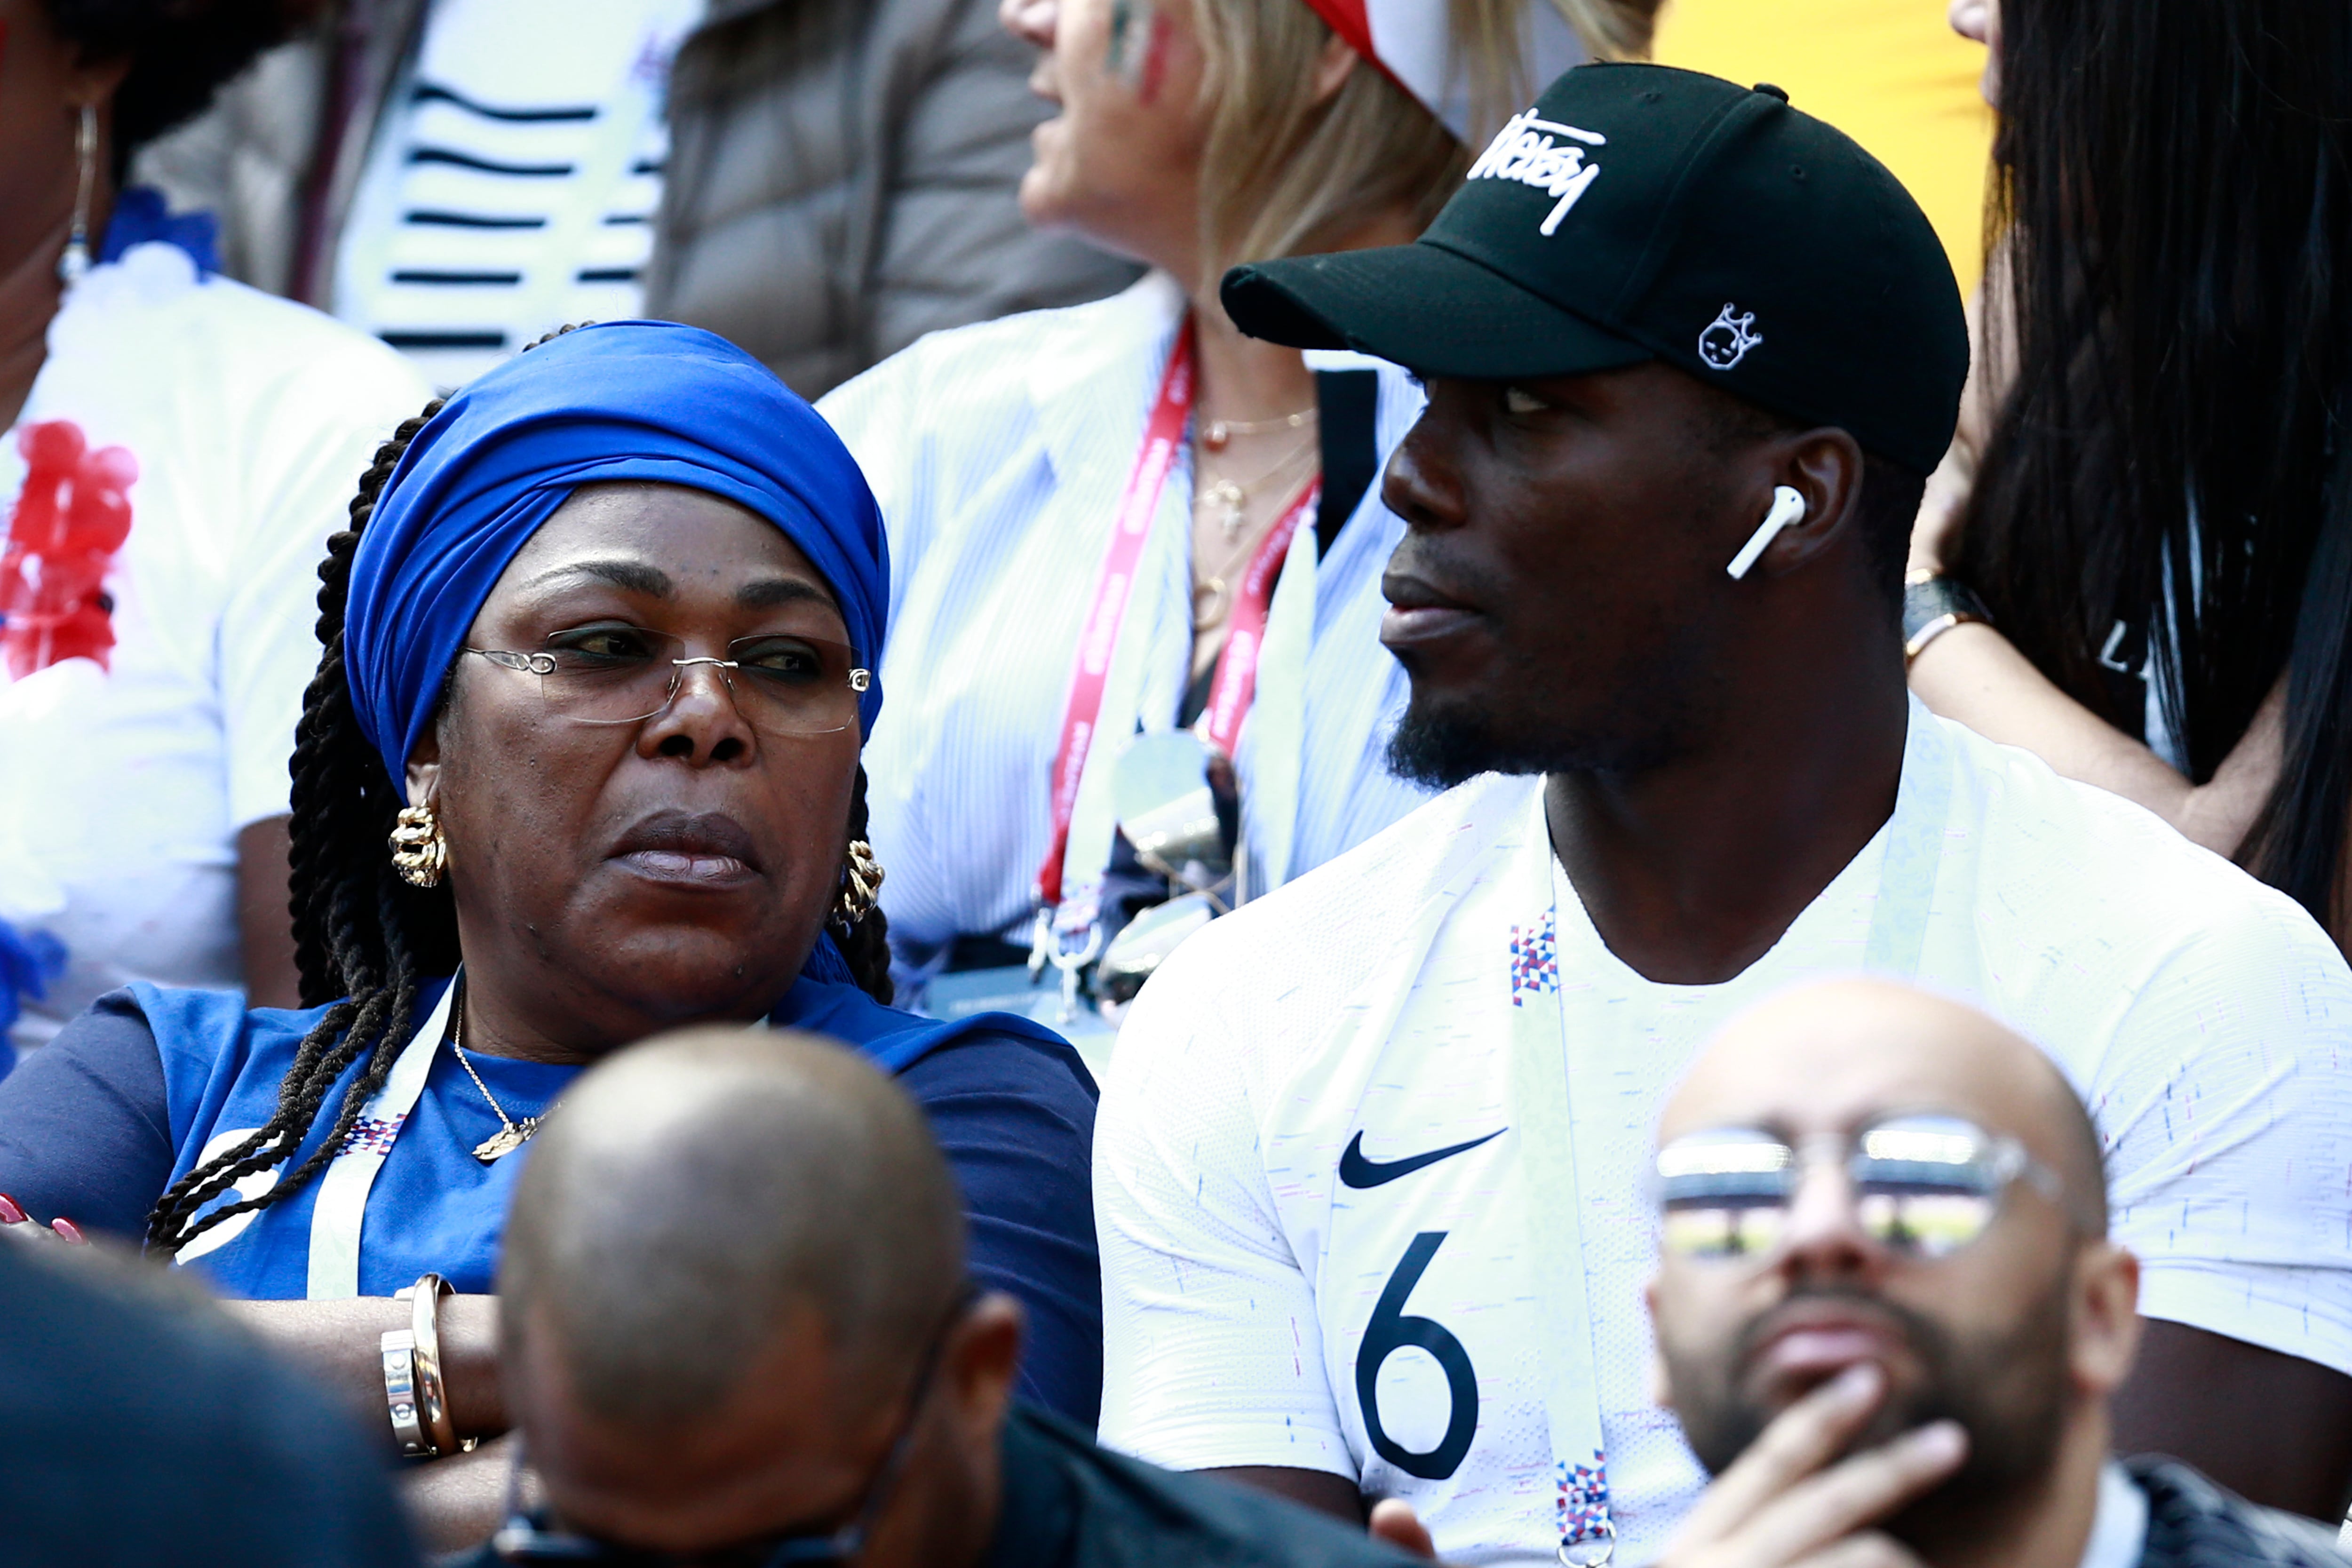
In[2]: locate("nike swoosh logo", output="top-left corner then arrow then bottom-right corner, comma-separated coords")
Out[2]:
1338,1128 -> 1506,1189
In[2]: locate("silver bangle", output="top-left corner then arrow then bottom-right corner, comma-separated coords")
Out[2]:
397,1273 -> 460,1458
379,1329 -> 433,1458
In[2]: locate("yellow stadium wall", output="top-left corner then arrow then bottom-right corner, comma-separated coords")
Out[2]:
1651,0 -> 1995,294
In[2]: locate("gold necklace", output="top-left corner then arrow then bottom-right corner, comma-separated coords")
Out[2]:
450,991 -> 544,1163
1192,472 -> 1314,631
1195,432 -> 1318,542
1199,405 -> 1316,451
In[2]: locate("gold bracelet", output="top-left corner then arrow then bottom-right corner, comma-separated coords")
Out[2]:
1900,569 -> 1992,668
395,1274 -> 459,1458
1903,610 -> 1985,666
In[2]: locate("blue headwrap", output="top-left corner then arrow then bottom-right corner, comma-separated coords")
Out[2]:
343,321 -> 888,790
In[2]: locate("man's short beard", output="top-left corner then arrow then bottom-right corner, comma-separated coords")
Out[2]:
1667,1280 -> 2073,1561
1385,701 -> 1557,788
1383,657 -> 1699,789
1385,700 -> 1676,787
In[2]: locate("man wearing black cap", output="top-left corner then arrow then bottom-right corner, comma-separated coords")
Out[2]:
1092,63 -> 2352,1567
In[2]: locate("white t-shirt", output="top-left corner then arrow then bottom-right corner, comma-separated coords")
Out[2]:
0,242 -> 432,1051
1096,704 -> 2352,1566
2083,1465 -> 2150,1568
334,0 -> 706,389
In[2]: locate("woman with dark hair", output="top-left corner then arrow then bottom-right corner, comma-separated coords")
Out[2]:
1908,0 -> 2352,943
0,321 -> 1102,1546
0,0 -> 431,1056
1906,0 -> 2352,1519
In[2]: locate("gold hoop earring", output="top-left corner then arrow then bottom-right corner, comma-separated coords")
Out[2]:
834,840 -> 883,926
389,804 -> 448,889
58,105 -> 96,285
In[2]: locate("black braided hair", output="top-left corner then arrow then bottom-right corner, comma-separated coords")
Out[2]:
146,325 -> 898,1252
144,396 -> 449,1257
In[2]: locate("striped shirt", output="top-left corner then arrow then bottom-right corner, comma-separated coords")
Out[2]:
818,272 -> 1436,967
333,0 -> 705,388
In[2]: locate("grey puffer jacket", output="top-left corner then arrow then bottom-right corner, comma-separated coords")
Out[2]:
645,0 -> 1142,398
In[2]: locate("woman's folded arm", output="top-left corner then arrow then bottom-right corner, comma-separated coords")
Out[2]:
0,990 -> 177,1238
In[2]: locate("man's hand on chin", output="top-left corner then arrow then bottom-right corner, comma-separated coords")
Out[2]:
1658,1362 -> 1966,1568
1359,1364 -> 1964,1568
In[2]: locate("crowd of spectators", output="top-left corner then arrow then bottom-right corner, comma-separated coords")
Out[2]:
0,0 -> 2349,1566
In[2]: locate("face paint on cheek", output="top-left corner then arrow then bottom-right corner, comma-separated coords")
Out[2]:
1105,0 -> 1146,84
1105,0 -> 1175,103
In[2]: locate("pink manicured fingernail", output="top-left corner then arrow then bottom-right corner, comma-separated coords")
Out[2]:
0,1194 -> 26,1224
50,1218 -> 85,1244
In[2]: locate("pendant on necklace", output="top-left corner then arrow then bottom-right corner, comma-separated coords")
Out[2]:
1193,575 -> 1231,630
473,1118 -> 540,1163
1200,478 -> 1248,541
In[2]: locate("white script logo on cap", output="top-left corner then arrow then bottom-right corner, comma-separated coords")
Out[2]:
1468,109 -> 1607,237
1699,303 -> 1764,369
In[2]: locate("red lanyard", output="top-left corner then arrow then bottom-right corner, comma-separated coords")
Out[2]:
1034,319 -> 1326,910
1195,480 -> 1318,759
1036,321 -> 1199,910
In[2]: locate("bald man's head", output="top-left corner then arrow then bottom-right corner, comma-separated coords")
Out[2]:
1661,979 -> 2107,1234
1646,981 -> 2142,1564
499,1027 -> 967,1431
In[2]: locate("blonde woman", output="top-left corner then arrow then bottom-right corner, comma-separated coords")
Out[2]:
821,0 -> 1654,1027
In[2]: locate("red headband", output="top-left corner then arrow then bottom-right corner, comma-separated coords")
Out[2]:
1294,0 -> 1589,142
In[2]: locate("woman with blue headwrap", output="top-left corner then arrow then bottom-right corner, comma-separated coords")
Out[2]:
0,323 -> 1102,1537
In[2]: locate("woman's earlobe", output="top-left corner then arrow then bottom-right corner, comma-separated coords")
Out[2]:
1311,29 -> 1357,103
405,733 -> 443,812
64,55 -> 134,108
390,735 -> 451,889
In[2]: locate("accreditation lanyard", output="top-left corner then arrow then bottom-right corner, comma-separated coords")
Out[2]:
1507,716 -> 1953,1564
303,979 -> 459,1300
1030,317 -> 1327,902
1035,321 -> 1199,913
1195,480 -> 1319,760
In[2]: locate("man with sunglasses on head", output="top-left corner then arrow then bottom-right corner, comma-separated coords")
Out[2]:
1632,979 -> 2349,1568
461,1025 -> 1424,1568
1093,61 -> 2352,1568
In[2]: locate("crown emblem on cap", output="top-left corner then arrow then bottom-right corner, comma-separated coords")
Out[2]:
1698,304 -> 1764,370
1467,109 -> 1607,237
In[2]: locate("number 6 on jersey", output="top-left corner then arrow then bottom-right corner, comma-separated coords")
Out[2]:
1358,1230 -> 1479,1480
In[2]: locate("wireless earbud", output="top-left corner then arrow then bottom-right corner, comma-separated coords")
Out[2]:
1725,485 -> 1807,580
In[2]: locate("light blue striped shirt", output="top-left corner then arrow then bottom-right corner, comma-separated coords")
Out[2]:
819,272 -> 1433,963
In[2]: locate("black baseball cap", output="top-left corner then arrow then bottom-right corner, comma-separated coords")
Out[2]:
1221,63 -> 1967,475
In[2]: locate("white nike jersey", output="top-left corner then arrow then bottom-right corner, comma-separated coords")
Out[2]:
1096,707 -> 2352,1565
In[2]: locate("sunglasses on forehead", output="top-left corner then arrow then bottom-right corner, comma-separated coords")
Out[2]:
1653,1114 -> 2072,1263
